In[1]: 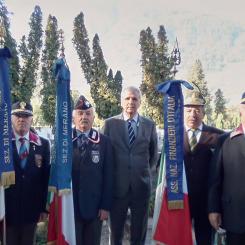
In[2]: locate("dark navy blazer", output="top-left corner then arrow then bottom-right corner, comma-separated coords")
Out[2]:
72,128 -> 113,221
5,131 -> 50,226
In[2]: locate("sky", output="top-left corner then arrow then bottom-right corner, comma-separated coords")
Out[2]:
4,0 -> 245,105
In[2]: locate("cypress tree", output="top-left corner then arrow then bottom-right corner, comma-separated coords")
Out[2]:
0,1 -> 20,101
114,70 -> 123,104
214,88 -> 227,120
73,13 -> 122,119
187,59 -> 213,124
139,26 -> 173,125
40,15 -> 59,127
14,5 -> 43,102
72,12 -> 92,83
91,33 -> 109,119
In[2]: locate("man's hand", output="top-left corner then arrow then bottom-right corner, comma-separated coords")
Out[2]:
208,212 -> 222,230
98,209 -> 109,221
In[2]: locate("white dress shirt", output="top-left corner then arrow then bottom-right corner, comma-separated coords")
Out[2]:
185,123 -> 203,143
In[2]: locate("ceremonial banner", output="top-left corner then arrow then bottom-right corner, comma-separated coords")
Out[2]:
47,58 -> 76,245
0,47 -> 14,187
48,58 -> 72,193
152,80 -> 193,245
0,47 -> 14,228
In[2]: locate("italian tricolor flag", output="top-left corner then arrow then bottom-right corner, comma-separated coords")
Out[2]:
152,153 -> 193,245
47,190 -> 76,245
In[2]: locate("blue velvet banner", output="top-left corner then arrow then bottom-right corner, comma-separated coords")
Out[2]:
0,47 -> 15,186
49,58 -> 72,194
157,80 -> 193,209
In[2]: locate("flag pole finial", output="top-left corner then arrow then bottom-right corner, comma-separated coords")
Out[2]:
0,17 -> 6,48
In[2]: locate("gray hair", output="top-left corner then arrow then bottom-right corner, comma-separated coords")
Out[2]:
121,86 -> 141,102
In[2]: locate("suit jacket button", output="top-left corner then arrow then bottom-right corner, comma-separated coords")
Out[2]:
22,175 -> 25,178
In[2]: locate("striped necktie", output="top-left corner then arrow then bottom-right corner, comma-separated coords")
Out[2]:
189,129 -> 197,151
128,120 -> 136,145
19,137 -> 28,168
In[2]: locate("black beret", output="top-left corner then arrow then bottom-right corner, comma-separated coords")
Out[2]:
74,95 -> 92,110
11,101 -> 33,116
241,92 -> 245,104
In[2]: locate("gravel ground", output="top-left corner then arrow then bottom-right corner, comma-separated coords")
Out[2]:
101,218 -> 153,245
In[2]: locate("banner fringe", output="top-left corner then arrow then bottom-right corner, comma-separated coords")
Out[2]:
58,189 -> 71,196
168,200 -> 184,210
0,171 -> 15,186
48,186 -> 57,193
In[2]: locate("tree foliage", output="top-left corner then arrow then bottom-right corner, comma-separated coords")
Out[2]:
72,12 -> 92,83
13,5 -> 43,102
213,88 -> 228,129
214,88 -> 227,119
72,12 -> 122,120
0,1 -> 20,101
187,59 -> 213,124
139,25 -> 173,125
40,15 -> 59,127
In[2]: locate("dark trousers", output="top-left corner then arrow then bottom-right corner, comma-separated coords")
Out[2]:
109,190 -> 149,245
75,217 -> 102,245
193,213 -> 212,245
226,231 -> 245,245
6,223 -> 36,245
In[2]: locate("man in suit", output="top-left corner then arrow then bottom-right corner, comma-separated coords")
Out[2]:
183,89 -> 224,245
102,86 -> 158,245
208,92 -> 245,245
72,95 -> 113,245
5,101 -> 50,245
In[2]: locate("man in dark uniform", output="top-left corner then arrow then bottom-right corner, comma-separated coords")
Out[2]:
208,92 -> 245,245
72,95 -> 113,245
5,101 -> 50,245
183,89 -> 224,245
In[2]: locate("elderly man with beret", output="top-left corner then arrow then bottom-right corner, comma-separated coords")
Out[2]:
4,101 -> 50,245
208,92 -> 245,245
72,95 -> 113,245
183,89 -> 224,245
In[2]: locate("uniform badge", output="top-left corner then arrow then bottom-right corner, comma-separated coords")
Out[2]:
20,101 -> 26,109
35,154 -> 43,168
91,150 -> 100,164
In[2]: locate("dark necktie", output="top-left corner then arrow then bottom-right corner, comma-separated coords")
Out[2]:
78,133 -> 87,156
128,120 -> 136,145
189,129 -> 197,151
19,137 -> 28,168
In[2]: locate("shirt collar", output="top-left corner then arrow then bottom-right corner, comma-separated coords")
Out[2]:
15,131 -> 30,141
123,113 -> 139,122
185,123 -> 203,132
76,129 -> 90,137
